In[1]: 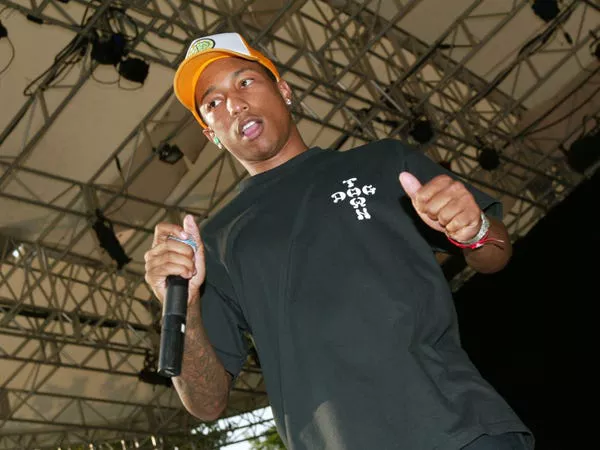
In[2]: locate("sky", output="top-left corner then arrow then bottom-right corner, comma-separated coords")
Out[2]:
222,441 -> 252,450
218,407 -> 275,449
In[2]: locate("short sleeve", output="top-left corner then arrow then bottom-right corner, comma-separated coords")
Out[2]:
389,139 -> 503,252
200,281 -> 249,378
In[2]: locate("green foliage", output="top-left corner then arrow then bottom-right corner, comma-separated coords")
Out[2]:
63,421 -> 230,450
248,426 -> 285,450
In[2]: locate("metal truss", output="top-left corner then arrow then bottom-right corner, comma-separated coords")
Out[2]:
0,407 -> 275,450
1,0 -> 599,447
0,236 -> 268,448
1,1 -> 596,242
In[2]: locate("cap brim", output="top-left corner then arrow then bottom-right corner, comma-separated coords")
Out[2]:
174,50 -> 261,128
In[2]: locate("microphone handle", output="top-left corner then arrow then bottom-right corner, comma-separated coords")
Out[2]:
158,275 -> 188,377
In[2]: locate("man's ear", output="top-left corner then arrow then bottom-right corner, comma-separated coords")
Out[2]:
203,128 -> 215,142
203,128 -> 224,149
277,79 -> 292,104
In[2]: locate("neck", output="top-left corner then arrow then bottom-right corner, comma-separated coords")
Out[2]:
244,127 -> 309,176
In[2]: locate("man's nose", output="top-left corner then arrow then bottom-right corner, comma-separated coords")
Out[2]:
227,95 -> 249,115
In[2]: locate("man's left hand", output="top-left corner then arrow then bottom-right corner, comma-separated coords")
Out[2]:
399,172 -> 482,243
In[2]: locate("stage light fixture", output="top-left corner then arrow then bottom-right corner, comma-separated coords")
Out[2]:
0,235 -> 17,261
531,0 -> 559,23
409,117 -> 434,144
91,32 -> 126,65
119,57 -> 149,84
91,210 -> 131,270
477,147 -> 501,171
155,143 -> 183,165
567,129 -> 600,174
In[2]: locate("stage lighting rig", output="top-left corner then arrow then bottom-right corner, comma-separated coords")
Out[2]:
475,138 -> 501,171
409,117 -> 434,144
118,57 -> 149,83
567,127 -> 600,174
531,0 -> 560,23
91,31 -> 126,66
478,148 -> 501,171
91,209 -> 131,270
155,143 -> 183,165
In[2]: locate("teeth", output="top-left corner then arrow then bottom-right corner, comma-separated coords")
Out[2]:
242,120 -> 257,132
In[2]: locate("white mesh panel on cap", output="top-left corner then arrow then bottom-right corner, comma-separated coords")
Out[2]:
185,33 -> 251,59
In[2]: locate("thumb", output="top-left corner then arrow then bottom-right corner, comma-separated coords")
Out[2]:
183,214 -> 199,239
182,214 -> 205,286
399,172 -> 422,199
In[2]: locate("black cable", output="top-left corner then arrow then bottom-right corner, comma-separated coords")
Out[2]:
117,80 -> 144,90
90,69 -> 119,85
518,27 -> 557,57
517,4 -> 574,58
474,5 -> 576,110
520,65 -> 600,138
0,36 -> 14,75
80,1 -> 91,27
523,96 -> 599,137
22,34 -> 87,95
104,156 -> 129,217
107,7 -> 138,43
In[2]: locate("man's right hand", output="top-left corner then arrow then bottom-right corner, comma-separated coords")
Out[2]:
144,214 -> 206,304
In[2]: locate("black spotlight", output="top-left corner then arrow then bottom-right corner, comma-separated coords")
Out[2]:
532,0 -> 559,23
92,209 -> 131,270
155,143 -> 183,165
567,130 -> 600,174
409,118 -> 434,144
478,147 -> 501,171
119,57 -> 149,84
91,32 -> 126,65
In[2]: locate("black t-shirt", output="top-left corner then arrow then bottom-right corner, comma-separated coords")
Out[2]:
199,139 -> 533,450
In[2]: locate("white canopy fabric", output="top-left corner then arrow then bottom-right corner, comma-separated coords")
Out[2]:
0,0 -> 598,448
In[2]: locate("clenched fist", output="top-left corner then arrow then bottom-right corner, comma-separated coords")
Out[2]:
399,172 -> 482,243
144,214 -> 206,304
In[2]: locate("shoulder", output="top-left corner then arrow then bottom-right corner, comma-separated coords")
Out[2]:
339,138 -> 418,165
200,208 -> 234,243
344,138 -> 413,156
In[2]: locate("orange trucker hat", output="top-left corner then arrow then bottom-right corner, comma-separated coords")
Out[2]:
173,32 -> 280,128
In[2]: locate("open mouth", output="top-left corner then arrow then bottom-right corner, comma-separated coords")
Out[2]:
239,118 -> 264,140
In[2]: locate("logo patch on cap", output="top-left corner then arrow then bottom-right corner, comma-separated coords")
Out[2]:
187,38 -> 216,58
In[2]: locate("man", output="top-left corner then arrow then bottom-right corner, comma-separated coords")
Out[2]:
144,33 -> 533,449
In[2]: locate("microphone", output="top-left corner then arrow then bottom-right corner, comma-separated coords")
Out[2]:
158,236 -> 197,377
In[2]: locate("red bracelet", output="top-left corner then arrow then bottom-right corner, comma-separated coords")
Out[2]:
447,233 -> 490,249
447,212 -> 495,249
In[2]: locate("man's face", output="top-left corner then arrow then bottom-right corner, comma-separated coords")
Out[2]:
195,57 -> 293,164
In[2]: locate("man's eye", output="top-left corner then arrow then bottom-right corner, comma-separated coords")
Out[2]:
240,78 -> 254,87
208,98 -> 222,109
